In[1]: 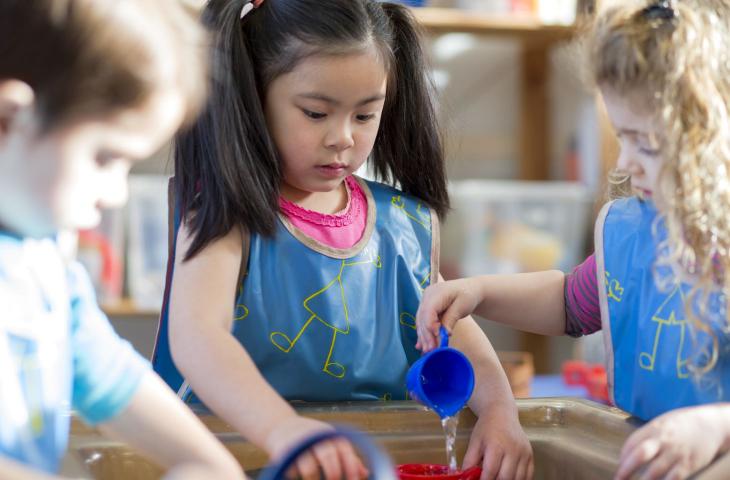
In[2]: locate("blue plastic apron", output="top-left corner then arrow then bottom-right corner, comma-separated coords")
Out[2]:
153,177 -> 438,402
596,197 -> 730,420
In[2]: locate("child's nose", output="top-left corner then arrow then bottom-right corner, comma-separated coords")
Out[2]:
325,121 -> 355,152
616,149 -> 644,176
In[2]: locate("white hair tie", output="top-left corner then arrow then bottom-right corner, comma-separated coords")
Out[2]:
241,0 -> 264,19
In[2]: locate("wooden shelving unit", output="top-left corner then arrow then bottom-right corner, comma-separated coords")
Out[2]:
414,7 -> 575,43
102,298 -> 159,318
414,7 -> 578,182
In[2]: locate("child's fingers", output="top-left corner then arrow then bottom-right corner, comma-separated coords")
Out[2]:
440,298 -> 468,334
312,440 -> 342,480
295,451 -> 320,480
416,307 -> 439,351
479,447 -> 504,480
426,328 -> 439,351
642,451 -> 676,480
461,436 -> 483,470
617,425 -> 654,473
419,321 -> 439,352
619,426 -> 647,459
514,459 -> 527,480
358,462 -> 369,479
615,438 -> 660,480
415,315 -> 433,351
664,463 -> 690,480
494,452 -> 518,480
334,438 -> 367,480
417,288 -> 453,351
519,456 -> 534,480
514,454 -> 533,480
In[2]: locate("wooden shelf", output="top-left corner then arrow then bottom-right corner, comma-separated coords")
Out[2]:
413,7 -> 576,43
101,298 -> 159,318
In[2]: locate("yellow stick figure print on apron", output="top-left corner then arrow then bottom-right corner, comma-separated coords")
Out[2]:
269,254 -> 382,378
639,285 -> 690,379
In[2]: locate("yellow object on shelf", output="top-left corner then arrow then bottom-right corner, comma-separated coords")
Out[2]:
490,223 -> 564,272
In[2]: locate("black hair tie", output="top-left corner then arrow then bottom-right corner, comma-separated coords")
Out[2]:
640,0 -> 676,21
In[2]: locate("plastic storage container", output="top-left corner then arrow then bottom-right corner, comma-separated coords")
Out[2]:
126,175 -> 170,309
441,180 -> 593,278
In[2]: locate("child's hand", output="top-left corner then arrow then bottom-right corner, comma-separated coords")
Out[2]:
464,402 -> 534,480
416,278 -> 483,352
266,415 -> 368,480
615,405 -> 730,480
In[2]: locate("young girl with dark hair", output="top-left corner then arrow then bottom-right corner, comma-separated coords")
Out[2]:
152,0 -> 533,478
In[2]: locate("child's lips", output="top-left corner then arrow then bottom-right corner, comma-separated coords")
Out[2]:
315,164 -> 347,178
636,187 -> 652,198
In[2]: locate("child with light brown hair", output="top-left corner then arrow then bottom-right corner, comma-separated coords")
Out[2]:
0,1 -> 243,478
417,1 -> 730,478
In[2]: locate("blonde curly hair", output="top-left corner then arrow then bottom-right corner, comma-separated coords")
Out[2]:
590,0 -> 730,374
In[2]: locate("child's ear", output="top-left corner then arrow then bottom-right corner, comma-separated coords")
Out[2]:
0,80 -> 35,141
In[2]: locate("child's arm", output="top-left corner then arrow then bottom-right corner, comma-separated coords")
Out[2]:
448,308 -> 534,480
97,371 -> 243,479
616,403 -> 730,480
66,262 -> 244,479
416,271 -> 566,352
168,224 -> 366,480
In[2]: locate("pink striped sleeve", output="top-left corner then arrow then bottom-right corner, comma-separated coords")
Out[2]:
564,254 -> 603,336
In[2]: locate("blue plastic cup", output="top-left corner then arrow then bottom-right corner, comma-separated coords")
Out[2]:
407,327 -> 475,418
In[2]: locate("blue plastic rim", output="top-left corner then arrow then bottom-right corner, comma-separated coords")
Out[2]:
258,425 -> 397,480
407,327 -> 476,418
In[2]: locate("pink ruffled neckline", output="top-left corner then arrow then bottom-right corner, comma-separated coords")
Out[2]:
279,176 -> 362,227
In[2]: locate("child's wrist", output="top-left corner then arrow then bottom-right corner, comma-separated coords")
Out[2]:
473,398 -> 518,421
470,383 -> 518,418
262,411 -> 300,456
472,275 -> 493,310
714,404 -> 730,452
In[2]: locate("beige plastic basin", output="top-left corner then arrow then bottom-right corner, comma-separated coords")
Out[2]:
60,398 -> 730,479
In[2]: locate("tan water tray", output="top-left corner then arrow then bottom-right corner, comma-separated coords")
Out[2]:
61,397 -> 730,479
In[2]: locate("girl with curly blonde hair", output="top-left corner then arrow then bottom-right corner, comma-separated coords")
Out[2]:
415,1 -> 730,478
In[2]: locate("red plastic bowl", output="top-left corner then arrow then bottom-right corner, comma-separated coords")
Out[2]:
397,464 -> 482,480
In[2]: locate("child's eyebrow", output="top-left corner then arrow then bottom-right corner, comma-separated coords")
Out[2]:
617,128 -> 658,142
616,129 -> 662,150
296,92 -> 386,107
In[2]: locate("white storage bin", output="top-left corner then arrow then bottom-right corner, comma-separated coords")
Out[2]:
126,175 -> 169,309
441,180 -> 594,278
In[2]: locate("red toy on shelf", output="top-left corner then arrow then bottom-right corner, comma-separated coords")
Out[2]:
562,360 -> 609,403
